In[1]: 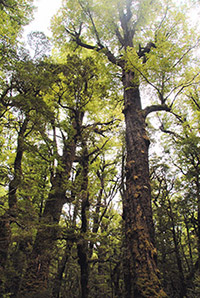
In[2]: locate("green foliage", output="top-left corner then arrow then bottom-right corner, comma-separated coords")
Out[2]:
126,1 -> 200,106
1,0 -> 200,297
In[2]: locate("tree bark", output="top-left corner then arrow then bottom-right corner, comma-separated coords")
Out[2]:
0,117 -> 29,296
122,69 -> 166,297
18,174 -> 72,297
64,1 -> 169,295
18,114 -> 81,297
51,242 -> 73,298
77,141 -> 90,298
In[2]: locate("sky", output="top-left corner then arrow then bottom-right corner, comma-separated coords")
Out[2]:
23,0 -> 62,39
23,0 -> 199,39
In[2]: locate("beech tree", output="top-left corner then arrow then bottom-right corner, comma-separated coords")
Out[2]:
51,0 -> 200,296
1,0 -> 200,297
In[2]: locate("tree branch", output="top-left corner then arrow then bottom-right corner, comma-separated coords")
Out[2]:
78,1 -> 101,46
127,58 -> 164,101
160,124 -> 180,138
114,23 -> 125,47
65,27 -> 123,67
167,72 -> 200,108
172,39 -> 200,69
126,0 -> 133,22
143,104 -> 171,118
190,95 -> 200,111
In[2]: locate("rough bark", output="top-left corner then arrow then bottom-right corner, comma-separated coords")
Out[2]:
18,114 -> 82,297
62,2 -> 168,295
17,175 -> 72,297
122,69 -> 166,297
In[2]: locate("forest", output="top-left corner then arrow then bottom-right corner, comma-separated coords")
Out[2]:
0,0 -> 200,297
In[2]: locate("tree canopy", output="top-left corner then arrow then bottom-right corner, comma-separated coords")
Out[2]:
0,0 -> 200,297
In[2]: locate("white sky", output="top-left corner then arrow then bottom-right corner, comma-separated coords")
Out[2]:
23,0 -> 199,39
23,0 -> 62,38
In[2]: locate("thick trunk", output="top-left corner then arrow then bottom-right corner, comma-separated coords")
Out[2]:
64,1 -> 167,294
9,117 -> 29,212
122,69 -> 166,297
18,136 -> 77,297
18,178 -> 68,297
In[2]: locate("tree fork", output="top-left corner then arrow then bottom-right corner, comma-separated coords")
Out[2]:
57,1 -> 168,294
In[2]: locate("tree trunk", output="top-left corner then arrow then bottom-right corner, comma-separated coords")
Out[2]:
0,214 -> 10,297
0,117 -> 29,296
122,69 -> 166,297
184,215 -> 193,270
18,176 -> 70,297
77,141 -> 90,298
18,120 -> 78,297
51,242 -> 73,298
168,199 -> 186,298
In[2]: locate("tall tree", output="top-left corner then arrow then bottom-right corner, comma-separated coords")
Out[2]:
51,0 -> 200,296
18,54 -> 120,297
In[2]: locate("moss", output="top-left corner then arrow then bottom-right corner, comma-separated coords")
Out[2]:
136,275 -> 168,297
18,289 -> 51,298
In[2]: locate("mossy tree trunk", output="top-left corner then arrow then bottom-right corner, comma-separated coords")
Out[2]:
62,0 -> 170,294
122,69 -> 165,297
0,116 -> 29,296
51,242 -> 73,298
77,139 -> 90,298
18,112 -> 83,297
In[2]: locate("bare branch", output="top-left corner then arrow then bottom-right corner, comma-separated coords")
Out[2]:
143,104 -> 171,118
65,27 -> 97,50
160,124 -> 180,138
89,139 -> 110,164
169,111 -> 185,124
114,23 -> 125,46
78,0 -> 101,46
65,27 -> 123,67
154,6 -> 169,42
